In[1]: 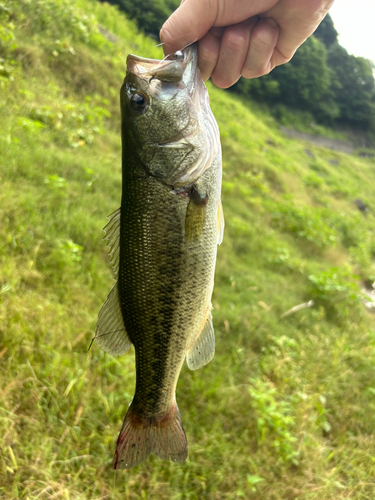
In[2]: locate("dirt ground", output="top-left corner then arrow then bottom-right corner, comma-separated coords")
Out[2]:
280,126 -> 354,154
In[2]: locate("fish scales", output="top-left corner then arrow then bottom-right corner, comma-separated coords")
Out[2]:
119,165 -> 220,413
95,44 -> 223,468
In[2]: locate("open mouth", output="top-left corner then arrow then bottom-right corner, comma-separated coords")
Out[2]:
126,45 -> 197,84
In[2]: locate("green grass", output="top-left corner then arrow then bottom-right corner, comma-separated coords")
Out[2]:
1,0 -> 375,498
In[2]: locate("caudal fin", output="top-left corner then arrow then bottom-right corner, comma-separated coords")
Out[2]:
113,402 -> 188,469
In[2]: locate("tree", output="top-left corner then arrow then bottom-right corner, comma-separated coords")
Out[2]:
99,0 -> 179,37
313,14 -> 338,49
233,36 -> 339,124
328,43 -> 375,129
273,36 -> 338,121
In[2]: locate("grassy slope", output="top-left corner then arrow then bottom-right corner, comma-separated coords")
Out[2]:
1,1 -> 375,498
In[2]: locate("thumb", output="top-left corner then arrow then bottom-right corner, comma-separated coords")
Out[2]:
160,0 -> 218,56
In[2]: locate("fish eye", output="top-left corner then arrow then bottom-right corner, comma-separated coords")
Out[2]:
130,93 -> 148,111
173,50 -> 184,61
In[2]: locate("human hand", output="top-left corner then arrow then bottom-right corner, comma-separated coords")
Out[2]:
160,0 -> 334,88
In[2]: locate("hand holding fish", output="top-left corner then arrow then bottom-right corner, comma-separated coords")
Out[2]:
160,0 -> 335,88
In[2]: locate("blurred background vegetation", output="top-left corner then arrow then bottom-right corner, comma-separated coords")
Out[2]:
1,0 -> 375,499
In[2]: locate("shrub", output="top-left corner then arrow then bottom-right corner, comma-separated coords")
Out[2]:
249,378 -> 299,465
270,201 -> 337,249
308,267 -> 361,322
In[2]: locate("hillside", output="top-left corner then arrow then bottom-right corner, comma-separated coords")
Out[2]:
1,0 -> 375,499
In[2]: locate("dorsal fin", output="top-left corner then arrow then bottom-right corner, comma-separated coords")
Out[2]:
103,207 -> 121,277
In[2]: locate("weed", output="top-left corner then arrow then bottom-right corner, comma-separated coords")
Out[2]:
349,242 -> 375,282
249,378 -> 299,465
0,1 -> 18,84
246,475 -> 265,492
267,247 -> 306,274
44,175 -> 67,191
269,201 -> 337,249
315,394 -> 332,435
15,0 -> 99,44
308,267 -> 361,322
303,172 -> 324,189
238,170 -> 270,196
25,96 -> 111,147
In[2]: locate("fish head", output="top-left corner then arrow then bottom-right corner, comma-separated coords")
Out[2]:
121,44 -> 220,187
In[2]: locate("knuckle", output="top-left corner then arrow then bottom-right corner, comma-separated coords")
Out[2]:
251,30 -> 274,55
224,29 -> 248,53
250,20 -> 279,55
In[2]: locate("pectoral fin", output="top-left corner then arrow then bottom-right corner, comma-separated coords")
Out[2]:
94,283 -> 132,356
185,199 -> 205,242
185,186 -> 208,242
186,311 -> 215,370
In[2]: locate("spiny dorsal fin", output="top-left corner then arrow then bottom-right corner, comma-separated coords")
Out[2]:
217,200 -> 224,245
186,311 -> 215,370
103,207 -> 121,277
95,283 -> 131,356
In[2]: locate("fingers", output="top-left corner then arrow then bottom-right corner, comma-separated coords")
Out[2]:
199,18 -> 278,88
264,0 -> 335,64
160,0 -> 334,87
211,20 -> 257,88
160,0 -> 278,56
241,18 -> 280,79
197,29 -> 223,82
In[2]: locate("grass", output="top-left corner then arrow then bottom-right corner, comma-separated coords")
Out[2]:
1,0 -> 375,498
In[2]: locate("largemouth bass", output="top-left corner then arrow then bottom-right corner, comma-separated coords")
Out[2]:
95,44 -> 224,469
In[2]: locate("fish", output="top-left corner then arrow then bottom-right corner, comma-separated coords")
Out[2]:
94,44 -> 224,469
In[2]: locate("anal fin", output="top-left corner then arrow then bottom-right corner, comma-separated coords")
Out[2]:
94,283 -> 131,356
186,311 -> 215,370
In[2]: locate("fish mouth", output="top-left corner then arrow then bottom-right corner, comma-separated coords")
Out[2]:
126,45 -> 198,86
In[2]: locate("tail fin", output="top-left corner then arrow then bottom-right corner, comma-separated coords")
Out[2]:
113,402 -> 188,469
